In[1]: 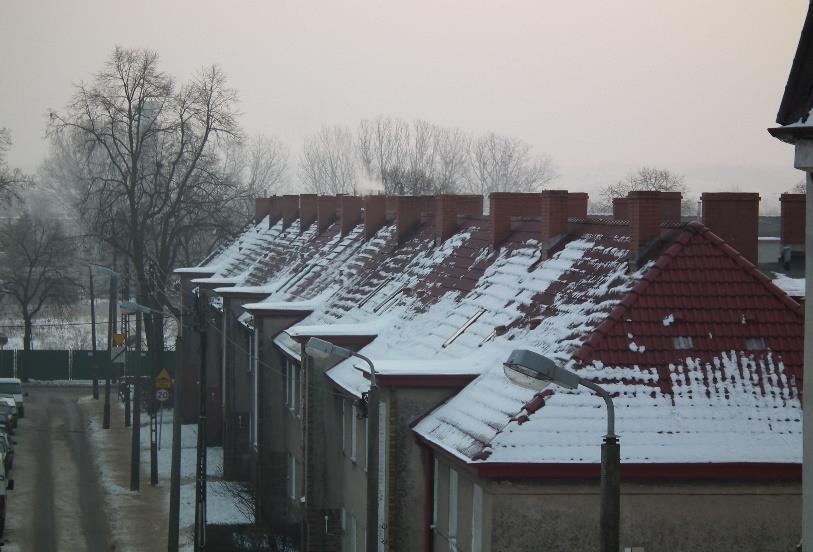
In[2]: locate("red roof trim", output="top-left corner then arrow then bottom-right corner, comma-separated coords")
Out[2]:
378,374 -> 477,388
215,290 -> 270,300
473,461 -> 801,481
244,307 -> 314,317
289,334 -> 376,347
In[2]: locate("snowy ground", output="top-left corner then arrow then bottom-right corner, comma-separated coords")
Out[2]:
82,397 -> 252,551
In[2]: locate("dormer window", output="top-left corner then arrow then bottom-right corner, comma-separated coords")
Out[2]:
745,337 -> 766,351
673,336 -> 693,350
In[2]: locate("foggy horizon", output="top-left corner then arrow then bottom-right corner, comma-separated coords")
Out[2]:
1,0 -> 809,209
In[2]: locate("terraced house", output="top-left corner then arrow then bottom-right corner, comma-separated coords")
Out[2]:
176,190 -> 804,552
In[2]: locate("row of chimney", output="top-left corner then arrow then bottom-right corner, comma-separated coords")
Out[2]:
254,191 -> 805,266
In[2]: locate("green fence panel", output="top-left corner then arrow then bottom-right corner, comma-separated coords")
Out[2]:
0,352 -> 13,378
71,350 -> 105,380
25,350 -> 70,380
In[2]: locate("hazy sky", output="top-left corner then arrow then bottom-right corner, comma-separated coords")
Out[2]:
0,0 -> 808,208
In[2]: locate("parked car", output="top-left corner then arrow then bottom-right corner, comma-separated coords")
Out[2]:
0,406 -> 14,435
0,379 -> 25,418
0,461 -> 14,537
0,398 -> 16,428
0,436 -> 12,471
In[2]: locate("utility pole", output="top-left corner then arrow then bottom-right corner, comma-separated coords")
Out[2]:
130,310 -> 142,492
168,333 -> 183,552
89,267 -> 99,400
150,312 -> 159,487
103,269 -> 118,430
194,293 -> 207,551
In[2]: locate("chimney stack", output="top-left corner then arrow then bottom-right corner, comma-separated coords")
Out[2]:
280,195 -> 299,229
780,193 -> 806,250
269,197 -> 283,227
317,196 -> 339,234
701,192 -> 760,265
254,198 -> 274,224
364,196 -> 388,239
299,194 -> 318,232
435,195 -> 482,242
490,192 -> 542,248
661,192 -> 682,224
340,196 -> 363,236
541,190 -> 570,248
567,192 -> 589,219
396,196 -> 434,244
628,191 -> 664,262
613,198 -> 629,220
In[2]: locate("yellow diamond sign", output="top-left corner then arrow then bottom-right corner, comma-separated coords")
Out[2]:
113,333 -> 125,347
155,369 -> 172,390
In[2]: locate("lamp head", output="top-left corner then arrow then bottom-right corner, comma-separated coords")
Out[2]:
305,337 -> 353,361
503,349 -> 579,391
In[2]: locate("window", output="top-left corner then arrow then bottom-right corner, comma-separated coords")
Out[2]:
286,360 -> 302,415
285,360 -> 293,408
250,331 -> 258,448
432,458 -> 439,527
746,337 -> 767,351
342,400 -> 347,455
673,336 -> 693,350
448,469 -> 458,549
471,484 -> 483,552
338,397 -> 345,452
351,409 -> 358,463
364,416 -> 369,472
288,453 -> 297,500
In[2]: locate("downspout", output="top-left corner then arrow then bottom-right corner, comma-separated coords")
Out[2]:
423,445 -> 435,552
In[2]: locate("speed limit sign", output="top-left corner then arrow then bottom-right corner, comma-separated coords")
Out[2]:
155,389 -> 170,402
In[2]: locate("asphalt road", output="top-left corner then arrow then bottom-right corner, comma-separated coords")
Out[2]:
4,385 -> 112,551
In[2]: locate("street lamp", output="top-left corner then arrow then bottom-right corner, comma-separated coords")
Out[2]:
503,350 -> 620,552
87,263 -> 119,431
305,338 -> 379,552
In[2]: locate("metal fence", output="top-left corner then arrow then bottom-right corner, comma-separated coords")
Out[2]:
0,349 -> 177,380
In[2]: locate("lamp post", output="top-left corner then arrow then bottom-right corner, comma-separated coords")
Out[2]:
503,350 -> 619,552
87,263 -> 119,430
120,300 -> 163,491
305,338 -> 379,552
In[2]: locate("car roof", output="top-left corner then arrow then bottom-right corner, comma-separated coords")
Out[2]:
0,379 -> 21,384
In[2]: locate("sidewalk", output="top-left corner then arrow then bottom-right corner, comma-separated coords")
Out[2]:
79,394 -> 253,552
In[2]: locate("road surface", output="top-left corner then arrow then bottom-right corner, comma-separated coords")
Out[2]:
4,385 -> 112,551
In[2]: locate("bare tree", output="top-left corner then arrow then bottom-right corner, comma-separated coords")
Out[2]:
0,212 -> 77,380
599,167 -> 689,213
48,47 -> 246,353
223,134 -> 289,197
0,128 -> 29,201
357,116 -> 409,194
433,126 -> 470,193
464,132 -> 556,196
299,125 -> 358,194
790,178 -> 806,194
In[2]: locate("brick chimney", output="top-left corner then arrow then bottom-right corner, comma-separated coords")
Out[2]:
254,198 -> 274,224
541,190 -> 570,249
780,193 -> 805,250
364,196 -> 388,239
269,197 -> 283,227
340,196 -> 363,236
628,191 -> 664,262
435,194 -> 482,242
396,196 -> 434,244
490,192 -> 542,248
567,192 -> 588,219
299,194 -> 318,232
280,195 -> 299,229
701,192 -> 760,265
385,196 -> 398,222
613,198 -> 629,220
661,192 -> 682,224
317,196 -> 339,234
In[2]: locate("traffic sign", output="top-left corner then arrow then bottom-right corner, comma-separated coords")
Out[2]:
113,333 -> 125,346
155,389 -> 170,402
155,368 -> 172,390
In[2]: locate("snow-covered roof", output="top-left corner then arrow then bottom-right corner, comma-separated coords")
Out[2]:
772,273 -> 805,297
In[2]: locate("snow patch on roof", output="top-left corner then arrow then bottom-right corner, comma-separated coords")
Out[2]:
772,273 -> 805,297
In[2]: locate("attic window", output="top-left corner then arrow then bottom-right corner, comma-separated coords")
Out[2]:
442,309 -> 486,348
673,336 -> 693,350
745,337 -> 766,351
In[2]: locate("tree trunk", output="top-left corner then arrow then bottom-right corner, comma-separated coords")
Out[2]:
21,315 -> 32,382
